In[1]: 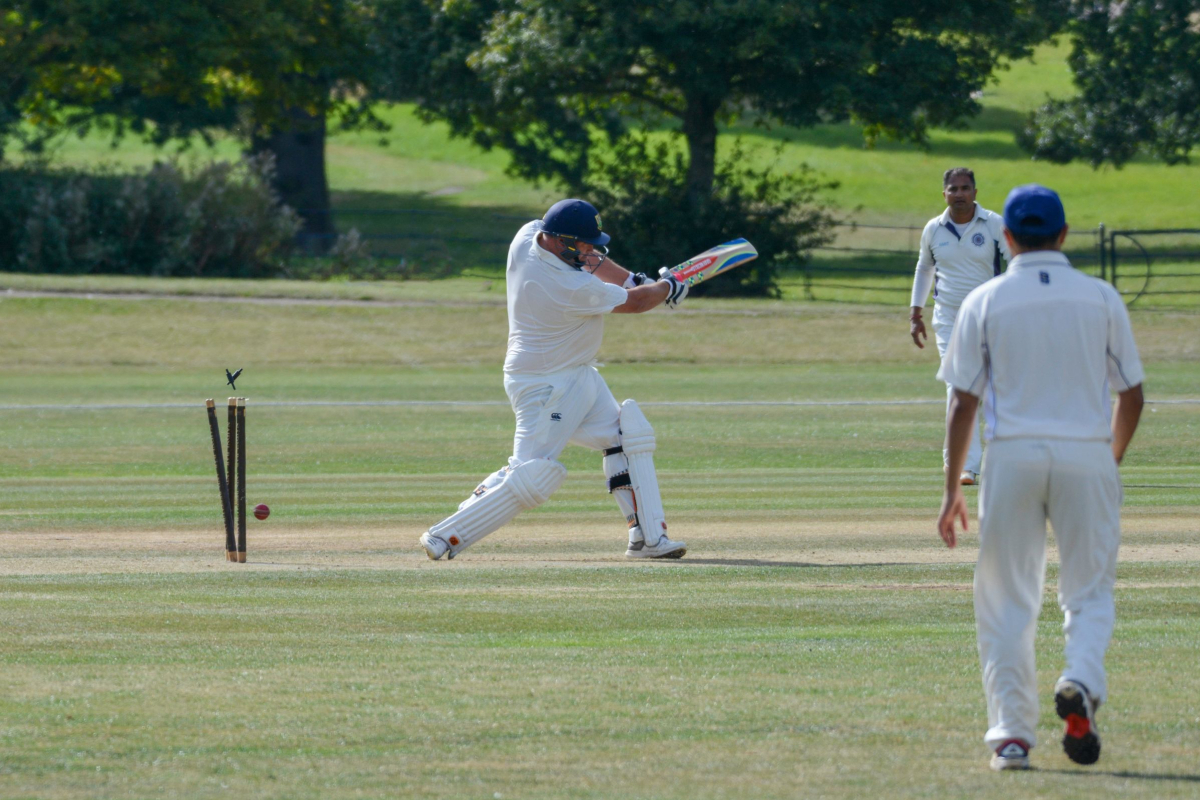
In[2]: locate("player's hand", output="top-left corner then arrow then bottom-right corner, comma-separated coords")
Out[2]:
910,313 -> 927,349
658,268 -> 688,309
936,488 -> 968,548
623,271 -> 653,289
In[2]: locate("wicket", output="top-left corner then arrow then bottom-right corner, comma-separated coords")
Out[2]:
206,397 -> 248,562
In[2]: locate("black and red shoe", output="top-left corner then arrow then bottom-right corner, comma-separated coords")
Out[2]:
1055,679 -> 1101,765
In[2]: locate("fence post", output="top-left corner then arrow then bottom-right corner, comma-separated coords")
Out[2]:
1110,231 -> 1118,292
1097,223 -> 1106,282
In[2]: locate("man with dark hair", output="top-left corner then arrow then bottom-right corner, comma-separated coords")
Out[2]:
936,184 -> 1144,771
910,167 -> 1010,485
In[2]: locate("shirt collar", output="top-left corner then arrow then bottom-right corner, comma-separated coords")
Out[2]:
1008,250 -> 1072,270
939,202 -> 982,228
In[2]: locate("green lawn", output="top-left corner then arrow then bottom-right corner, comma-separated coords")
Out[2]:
14,42 -> 1200,281
1,288 -> 1198,797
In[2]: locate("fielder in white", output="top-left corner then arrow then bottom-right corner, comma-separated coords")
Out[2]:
936,185 -> 1144,771
420,199 -> 690,561
911,167 -> 1011,485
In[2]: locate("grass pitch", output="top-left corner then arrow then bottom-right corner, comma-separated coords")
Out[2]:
1,284 -> 1198,798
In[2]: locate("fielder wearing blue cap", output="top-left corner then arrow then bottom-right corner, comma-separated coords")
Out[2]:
418,199 -> 691,565
937,183 -> 1145,771
1003,184 -> 1068,242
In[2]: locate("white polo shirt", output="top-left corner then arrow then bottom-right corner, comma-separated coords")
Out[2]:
912,203 -> 1010,310
938,250 -> 1144,442
503,221 -> 629,376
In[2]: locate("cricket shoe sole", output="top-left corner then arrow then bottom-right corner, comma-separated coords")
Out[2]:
626,537 -> 687,559
1055,679 -> 1101,765
419,532 -> 450,561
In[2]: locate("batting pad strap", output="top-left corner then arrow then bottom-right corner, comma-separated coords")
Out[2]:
429,458 -> 566,558
607,472 -> 632,493
603,445 -> 624,457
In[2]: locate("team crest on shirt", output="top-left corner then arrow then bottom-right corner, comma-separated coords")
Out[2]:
972,232 -> 985,246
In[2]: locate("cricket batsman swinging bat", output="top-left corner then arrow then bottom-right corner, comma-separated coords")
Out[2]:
664,238 -> 758,288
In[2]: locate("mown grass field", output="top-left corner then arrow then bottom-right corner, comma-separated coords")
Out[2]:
1,282 -> 1198,799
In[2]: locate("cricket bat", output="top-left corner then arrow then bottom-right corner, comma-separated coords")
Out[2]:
664,238 -> 758,288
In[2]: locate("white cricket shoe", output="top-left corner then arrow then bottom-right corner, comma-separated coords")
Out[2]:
989,739 -> 1031,771
419,531 -> 450,561
960,470 -> 979,486
626,533 -> 687,559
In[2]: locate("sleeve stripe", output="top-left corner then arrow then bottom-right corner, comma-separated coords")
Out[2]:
1106,347 -> 1135,390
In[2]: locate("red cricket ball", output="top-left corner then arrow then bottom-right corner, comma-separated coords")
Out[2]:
253,503 -> 270,521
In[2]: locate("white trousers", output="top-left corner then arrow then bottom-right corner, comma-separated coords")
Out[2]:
933,303 -> 983,474
503,365 -> 621,464
975,438 -> 1122,750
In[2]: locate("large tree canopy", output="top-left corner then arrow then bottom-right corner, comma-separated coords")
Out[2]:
2,1 -> 381,240
1020,2 -> 1200,167
377,0 -> 1065,200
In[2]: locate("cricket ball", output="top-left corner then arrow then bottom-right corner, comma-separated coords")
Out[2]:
254,503 -> 270,521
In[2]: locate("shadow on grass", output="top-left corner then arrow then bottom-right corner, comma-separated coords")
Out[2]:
1036,768 -> 1200,782
683,558 -> 909,569
326,190 -> 539,274
725,109 -> 1029,161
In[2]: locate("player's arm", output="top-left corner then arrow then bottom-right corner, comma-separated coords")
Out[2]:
910,225 -> 935,348
1104,285 -> 1146,464
590,257 -> 633,286
1112,384 -> 1144,464
934,297 -> 987,548
612,281 -> 671,314
938,387 -> 980,548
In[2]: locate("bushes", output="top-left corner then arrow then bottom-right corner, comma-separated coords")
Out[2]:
0,156 -> 301,277
576,136 -> 837,297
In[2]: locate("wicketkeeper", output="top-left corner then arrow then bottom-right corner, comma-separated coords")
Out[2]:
420,199 -> 689,560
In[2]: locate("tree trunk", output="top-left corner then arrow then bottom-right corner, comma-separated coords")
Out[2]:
682,96 -> 719,207
251,107 -> 335,254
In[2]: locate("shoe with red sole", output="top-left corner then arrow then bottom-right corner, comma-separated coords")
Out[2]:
1055,679 -> 1101,765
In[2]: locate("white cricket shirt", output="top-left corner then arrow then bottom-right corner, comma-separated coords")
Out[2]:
503,221 -> 628,376
938,251 -> 1144,442
912,203 -> 1010,309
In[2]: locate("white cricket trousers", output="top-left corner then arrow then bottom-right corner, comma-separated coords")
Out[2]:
975,438 -> 1122,750
933,303 -> 983,474
503,365 -> 621,464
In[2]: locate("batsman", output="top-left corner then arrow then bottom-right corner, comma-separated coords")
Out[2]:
420,199 -> 691,560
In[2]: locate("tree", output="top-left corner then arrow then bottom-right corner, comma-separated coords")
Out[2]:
1020,2 -> 1200,167
2,1 -> 381,244
376,0 -> 1065,202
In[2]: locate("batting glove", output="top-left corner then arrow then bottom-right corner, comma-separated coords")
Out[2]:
622,271 -> 653,289
658,267 -> 688,309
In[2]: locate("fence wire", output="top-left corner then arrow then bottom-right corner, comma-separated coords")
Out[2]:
312,208 -> 1200,304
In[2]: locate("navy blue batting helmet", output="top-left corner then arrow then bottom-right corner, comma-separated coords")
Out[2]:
541,199 -> 611,247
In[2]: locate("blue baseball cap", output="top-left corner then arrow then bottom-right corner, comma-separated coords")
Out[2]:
1003,184 -> 1066,237
541,199 -> 610,246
